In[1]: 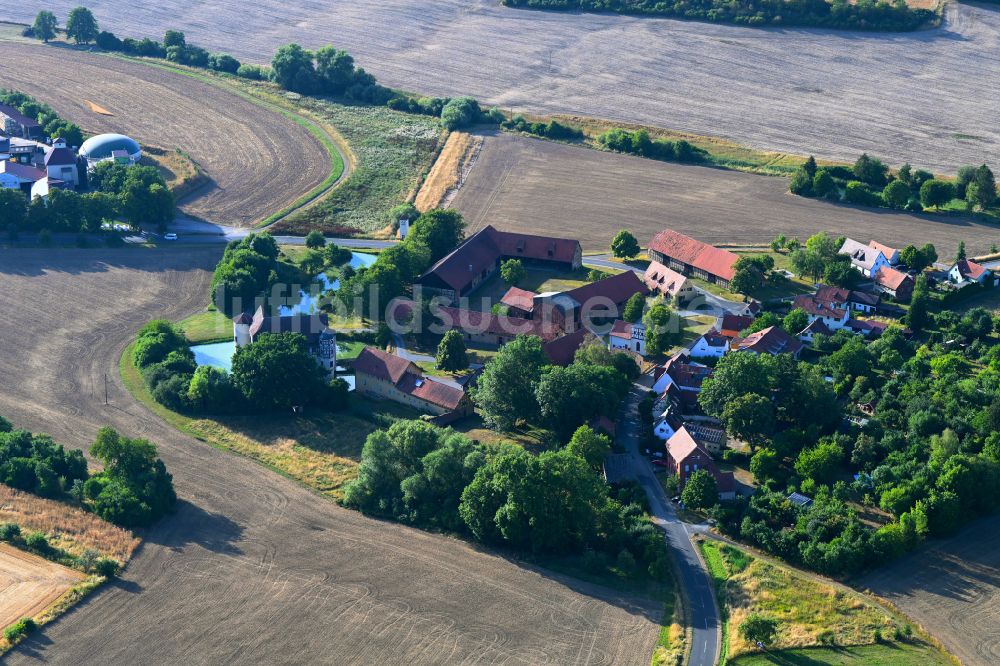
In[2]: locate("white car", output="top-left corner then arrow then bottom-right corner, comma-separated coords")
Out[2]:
163,233 -> 178,241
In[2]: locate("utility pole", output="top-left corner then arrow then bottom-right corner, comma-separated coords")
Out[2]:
104,373 -> 108,405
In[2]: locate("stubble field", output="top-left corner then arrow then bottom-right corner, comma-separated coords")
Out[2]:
451,132 -> 999,257
3,2 -> 999,172
0,248 -> 659,665
0,42 -> 330,227
860,515 -> 1000,666
0,545 -> 84,631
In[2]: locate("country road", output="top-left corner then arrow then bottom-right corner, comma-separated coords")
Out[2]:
618,385 -> 722,666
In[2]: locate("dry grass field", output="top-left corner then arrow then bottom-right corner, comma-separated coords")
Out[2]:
0,545 -> 84,631
414,131 -> 482,211
451,132 -> 999,257
3,2 -> 998,172
0,42 -> 330,227
0,247 -> 659,664
861,515 -> 1000,666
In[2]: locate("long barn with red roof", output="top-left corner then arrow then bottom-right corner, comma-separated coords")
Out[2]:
647,229 -> 738,290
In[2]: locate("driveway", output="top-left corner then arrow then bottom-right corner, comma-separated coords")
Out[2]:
618,385 -> 722,666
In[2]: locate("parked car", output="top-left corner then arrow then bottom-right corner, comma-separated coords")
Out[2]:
670,496 -> 680,503
163,233 -> 178,241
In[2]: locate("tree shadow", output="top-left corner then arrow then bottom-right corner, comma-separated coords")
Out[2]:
137,499 -> 245,557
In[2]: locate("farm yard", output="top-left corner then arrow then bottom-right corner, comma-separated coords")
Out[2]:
0,41 -> 332,227
3,2 -> 999,172
0,247 -> 662,664
0,545 -> 83,632
451,132 -> 999,257
861,515 -> 1000,666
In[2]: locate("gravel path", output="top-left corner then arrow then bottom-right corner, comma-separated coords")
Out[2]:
3,2 -> 999,172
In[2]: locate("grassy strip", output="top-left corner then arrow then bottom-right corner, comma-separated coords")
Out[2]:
98,53 -> 347,228
0,574 -> 105,656
177,310 -> 232,344
699,540 -> 731,665
729,642 -> 955,665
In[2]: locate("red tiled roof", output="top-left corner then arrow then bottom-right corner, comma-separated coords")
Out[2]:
492,228 -> 580,265
815,285 -> 850,305
500,286 -> 537,312
543,328 -> 590,366
610,319 -> 633,339
720,314 -> 754,337
562,270 -> 647,308
666,427 -> 701,464
793,293 -> 848,319
398,373 -> 466,410
663,356 -> 713,390
0,160 -> 46,182
353,347 -> 416,384
874,266 -> 912,291
733,326 -> 803,356
868,241 -> 899,259
437,306 -> 561,341
648,229 -> 738,281
955,259 -> 988,281
643,261 -> 688,297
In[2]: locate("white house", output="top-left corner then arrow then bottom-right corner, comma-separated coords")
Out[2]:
689,328 -> 729,358
793,291 -> 850,330
839,238 -> 890,278
643,261 -> 695,304
949,259 -> 990,287
43,138 -> 79,187
609,320 -> 646,355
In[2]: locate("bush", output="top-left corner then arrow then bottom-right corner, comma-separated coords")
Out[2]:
236,64 -> 269,80
24,531 -> 49,555
94,557 -> 120,577
3,617 -> 37,644
0,522 -> 21,541
440,96 -> 483,130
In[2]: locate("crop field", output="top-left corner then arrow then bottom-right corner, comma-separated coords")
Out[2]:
451,133 -> 999,257
3,2 -> 999,172
861,515 -> 1000,666
0,545 -> 84,631
0,247 -> 659,664
0,42 -> 330,227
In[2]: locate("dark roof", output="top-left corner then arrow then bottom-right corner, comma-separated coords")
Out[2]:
648,229 -> 738,281
801,318 -> 833,337
248,306 -> 328,346
561,271 -> 647,308
0,160 -> 46,182
609,319 -> 634,339
697,328 -> 729,349
233,312 -> 253,325
663,357 -> 713,390
733,326 -> 803,356
849,290 -> 881,307
44,146 -> 76,167
720,314 -> 754,337
419,225 -> 580,294
437,306 -> 561,341
354,347 -> 417,384
543,328 -> 591,366
0,103 -> 40,129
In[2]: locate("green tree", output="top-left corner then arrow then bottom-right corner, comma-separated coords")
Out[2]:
782,308 -> 809,336
730,255 -> 773,295
739,614 -> 778,646
32,10 -> 58,42
315,45 -> 356,95
271,43 -> 317,93
919,179 -> 954,209
566,425 -> 612,470
187,365 -> 239,412
472,336 -> 548,431
789,167 -> 813,196
304,230 -> 326,249
65,6 -> 98,43
436,330 -> 469,372
610,229 -> 640,259
536,363 -> 628,439
882,180 -> 910,208
967,164 -> 997,210
802,155 -> 817,178
407,209 -> 465,263
794,440 -> 844,485
770,234 -> 786,252
622,292 -> 646,323
0,188 -> 27,230
750,448 -> 781,485
955,240 -> 966,262
230,333 -> 327,410
499,258 -> 526,286
681,470 -> 718,510
812,169 -> 837,199
722,393 -> 775,453
163,29 -> 186,49
853,153 -> 889,188
440,97 -> 481,130
642,300 -> 676,357
699,351 -> 775,416
88,427 -> 176,527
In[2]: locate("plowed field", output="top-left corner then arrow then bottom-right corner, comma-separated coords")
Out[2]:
0,545 -> 83,630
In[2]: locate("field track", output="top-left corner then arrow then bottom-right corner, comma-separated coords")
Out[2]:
451,133 -> 1000,257
0,544 -> 83,630
0,248 -> 660,665
3,2 -> 999,172
860,515 -> 1000,666
0,42 -> 331,227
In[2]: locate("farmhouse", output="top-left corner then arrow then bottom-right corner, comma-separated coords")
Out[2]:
793,292 -> 850,331
839,238 -> 891,277
643,261 -> 694,303
233,306 -> 337,372
0,103 -> 42,140
499,286 -> 537,318
609,319 -> 646,355
43,138 -> 79,188
948,259 -> 991,287
535,271 -> 648,326
417,225 -> 582,303
353,347 -> 471,417
652,352 -> 713,408
690,328 -> 730,358
647,229 -> 738,289
663,427 -> 735,500
732,326 -> 803,358
874,266 -> 914,301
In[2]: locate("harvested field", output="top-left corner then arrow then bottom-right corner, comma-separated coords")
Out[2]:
3,3 -> 999,172
451,132 -> 1000,258
0,42 -> 330,227
0,545 -> 83,630
0,247 -> 659,664
415,131 -> 483,211
0,486 -> 139,563
861,515 -> 1000,666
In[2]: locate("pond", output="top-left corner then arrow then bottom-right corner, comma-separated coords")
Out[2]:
191,339 -> 356,391
278,251 -> 376,316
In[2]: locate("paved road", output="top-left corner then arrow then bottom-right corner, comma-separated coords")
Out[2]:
618,385 -> 721,666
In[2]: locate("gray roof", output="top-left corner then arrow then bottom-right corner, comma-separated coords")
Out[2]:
839,238 -> 884,271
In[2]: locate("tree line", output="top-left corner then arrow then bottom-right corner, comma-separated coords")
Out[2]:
0,414 -> 176,530
0,88 -> 83,147
501,0 -> 935,31
596,128 -> 706,165
791,154 -> 997,214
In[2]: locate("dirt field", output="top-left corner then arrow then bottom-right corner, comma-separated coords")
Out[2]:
860,515 -> 1000,666
414,131 -> 482,211
0,42 -> 330,227
3,2 -> 998,172
451,132 -> 999,258
0,247 -> 659,664
0,544 -> 84,630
